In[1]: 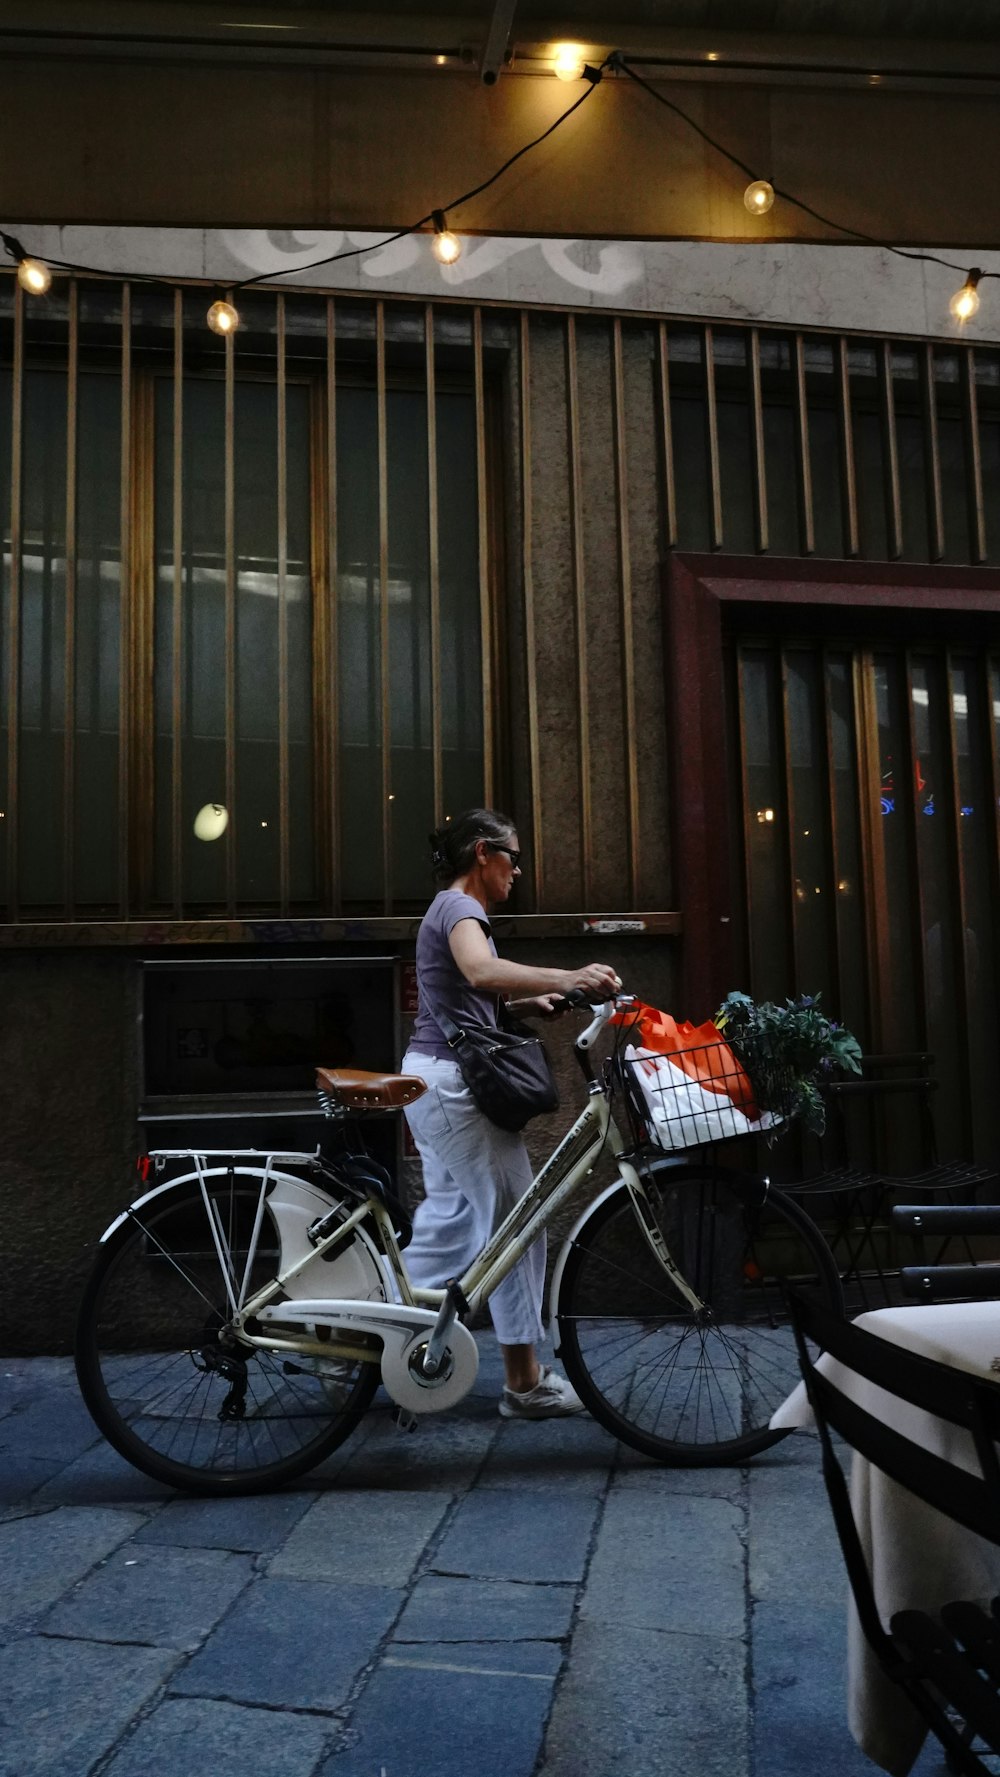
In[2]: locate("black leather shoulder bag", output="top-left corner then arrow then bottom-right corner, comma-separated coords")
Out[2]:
436,1002 -> 559,1133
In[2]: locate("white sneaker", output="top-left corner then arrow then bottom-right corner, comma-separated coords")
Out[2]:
499,1364 -> 586,1420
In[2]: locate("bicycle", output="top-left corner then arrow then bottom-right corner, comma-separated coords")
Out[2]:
75,992 -> 843,1494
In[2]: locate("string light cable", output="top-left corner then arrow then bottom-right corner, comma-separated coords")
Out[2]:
0,50 -> 994,326
612,55 -> 998,316
0,61 -> 609,329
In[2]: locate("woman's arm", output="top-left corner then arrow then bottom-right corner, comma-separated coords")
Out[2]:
448,918 -> 619,1001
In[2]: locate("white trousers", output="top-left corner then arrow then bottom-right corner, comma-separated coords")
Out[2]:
400,1050 -> 546,1347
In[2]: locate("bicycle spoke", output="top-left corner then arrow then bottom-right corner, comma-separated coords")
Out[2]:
78,1175 -> 379,1492
558,1179 -> 840,1463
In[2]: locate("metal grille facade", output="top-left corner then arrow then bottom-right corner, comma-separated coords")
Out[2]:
1,272 -> 999,929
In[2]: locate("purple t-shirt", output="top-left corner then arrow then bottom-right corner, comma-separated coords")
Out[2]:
409,889 -> 498,1059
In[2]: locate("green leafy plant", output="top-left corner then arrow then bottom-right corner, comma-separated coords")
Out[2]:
715,991 -> 863,1136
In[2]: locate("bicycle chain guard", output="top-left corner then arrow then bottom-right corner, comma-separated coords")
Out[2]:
254,1298 -> 480,1414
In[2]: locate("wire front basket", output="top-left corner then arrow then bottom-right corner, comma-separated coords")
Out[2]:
621,1035 -> 799,1153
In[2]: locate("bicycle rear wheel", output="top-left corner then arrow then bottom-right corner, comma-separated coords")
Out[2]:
555,1165 -> 842,1465
76,1174 -> 380,1494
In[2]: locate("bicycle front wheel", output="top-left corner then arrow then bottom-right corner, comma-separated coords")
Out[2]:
76,1174 -> 380,1494
555,1167 -> 842,1465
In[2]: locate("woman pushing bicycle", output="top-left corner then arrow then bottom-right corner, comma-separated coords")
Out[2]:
401,808 -> 620,1420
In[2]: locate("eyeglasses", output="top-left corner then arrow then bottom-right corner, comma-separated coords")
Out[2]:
484,842 -> 521,869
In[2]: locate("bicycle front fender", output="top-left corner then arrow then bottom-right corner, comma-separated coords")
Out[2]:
547,1174 -> 633,1327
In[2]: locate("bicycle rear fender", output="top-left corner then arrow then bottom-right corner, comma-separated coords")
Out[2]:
97,1167 -> 388,1304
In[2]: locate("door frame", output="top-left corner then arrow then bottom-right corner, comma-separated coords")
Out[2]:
664,554 -> 1000,1010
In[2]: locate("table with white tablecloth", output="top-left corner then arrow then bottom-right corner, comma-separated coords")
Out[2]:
770,1300 -> 1000,1777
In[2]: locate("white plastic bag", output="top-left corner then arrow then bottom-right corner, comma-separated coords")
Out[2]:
625,1044 -> 780,1150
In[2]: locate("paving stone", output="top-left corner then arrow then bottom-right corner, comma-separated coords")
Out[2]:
393,1574 -> 576,1644
318,1640 -> 562,1777
613,1454 -> 747,1499
0,1390 -> 104,1461
269,1490 -> 451,1587
430,1489 -> 600,1583
34,1441 -> 173,1509
540,1621 -> 750,1777
41,1543 -> 255,1651
133,1489 -> 317,1552
752,1599 -> 875,1777
101,1696 -> 334,1777
0,1505 -> 148,1625
581,1491 -> 746,1639
748,1455 -> 843,1605
171,1575 -> 400,1711
0,1357 -> 78,1399
0,1451 -> 63,1507
331,1409 -> 498,1491
478,1412 -> 616,1495
0,1634 -> 178,1777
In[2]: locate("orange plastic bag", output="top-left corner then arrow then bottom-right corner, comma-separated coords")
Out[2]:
611,1000 -> 759,1118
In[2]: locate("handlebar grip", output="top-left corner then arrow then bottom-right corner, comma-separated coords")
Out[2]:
561,987 -> 593,1009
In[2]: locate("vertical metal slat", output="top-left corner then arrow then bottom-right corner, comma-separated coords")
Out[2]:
325,297 -> 340,913
118,282 -> 132,916
920,344 -> 945,563
473,309 -> 493,810
855,651 -> 889,1051
983,653 -> 1000,1069
224,295 -> 237,916
821,650 -> 846,1019
734,646 -> 757,998
778,649 -> 801,989
793,333 -> 816,556
878,340 -> 903,560
519,312 -> 543,906
942,649 -> 975,1153
837,338 -> 861,558
5,283 -> 23,917
703,325 -> 723,551
63,281 -> 78,918
425,304 -> 443,829
565,316 -> 592,906
749,328 -> 769,553
902,650 -> 930,1049
171,289 -> 184,915
612,319 -> 640,903
961,346 -> 988,564
376,302 -> 392,914
273,296 -> 289,909
655,321 -> 678,549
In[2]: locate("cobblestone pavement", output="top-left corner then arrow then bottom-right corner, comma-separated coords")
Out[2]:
0,1336 -> 944,1777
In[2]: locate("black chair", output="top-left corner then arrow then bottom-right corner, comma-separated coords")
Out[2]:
784,1054 -> 997,1311
893,1204 -> 1000,1304
789,1289 -> 1000,1775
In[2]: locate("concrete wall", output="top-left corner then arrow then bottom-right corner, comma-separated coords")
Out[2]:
0,951 -> 140,1351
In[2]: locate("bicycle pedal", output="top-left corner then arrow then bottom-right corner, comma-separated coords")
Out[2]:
392,1407 -> 419,1434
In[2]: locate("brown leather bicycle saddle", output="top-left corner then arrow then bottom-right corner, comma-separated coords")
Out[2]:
316,1067 -> 427,1110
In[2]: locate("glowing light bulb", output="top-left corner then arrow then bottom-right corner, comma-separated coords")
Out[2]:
193,802 -> 229,841
17,258 -> 51,295
207,299 -> 240,336
744,180 -> 775,216
431,211 -> 462,265
552,42 -> 586,80
950,270 -> 982,322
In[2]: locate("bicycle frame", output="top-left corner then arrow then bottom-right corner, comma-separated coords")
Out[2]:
121,1006 -> 707,1409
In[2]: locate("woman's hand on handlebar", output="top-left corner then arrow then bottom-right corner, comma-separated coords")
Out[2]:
561,963 -> 622,1002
